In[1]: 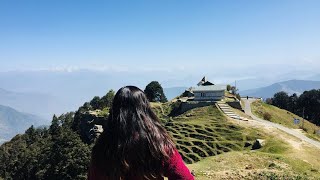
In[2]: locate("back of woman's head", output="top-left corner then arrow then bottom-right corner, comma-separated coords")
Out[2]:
91,86 -> 175,179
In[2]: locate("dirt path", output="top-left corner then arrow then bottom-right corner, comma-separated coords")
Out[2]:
242,98 -> 320,149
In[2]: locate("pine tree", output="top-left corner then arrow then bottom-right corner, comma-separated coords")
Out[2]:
144,81 -> 168,102
100,89 -> 115,108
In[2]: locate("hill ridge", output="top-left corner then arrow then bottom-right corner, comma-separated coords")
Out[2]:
0,104 -> 47,144
240,79 -> 320,98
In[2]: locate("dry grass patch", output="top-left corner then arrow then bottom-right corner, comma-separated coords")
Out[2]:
251,100 -> 320,142
187,149 -> 319,180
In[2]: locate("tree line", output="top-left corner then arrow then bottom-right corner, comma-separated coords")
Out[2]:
0,113 -> 91,180
87,81 -> 167,111
267,89 -> 320,126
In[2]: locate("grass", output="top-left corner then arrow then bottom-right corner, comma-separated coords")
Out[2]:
97,107 -> 110,116
151,101 -> 320,179
153,104 -> 262,164
251,100 -> 320,142
187,150 -> 317,180
260,138 -> 289,154
224,91 -> 239,102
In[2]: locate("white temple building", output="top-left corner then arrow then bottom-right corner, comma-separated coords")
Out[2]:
188,77 -> 226,101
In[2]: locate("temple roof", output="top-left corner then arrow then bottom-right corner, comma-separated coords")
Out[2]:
197,76 -> 215,86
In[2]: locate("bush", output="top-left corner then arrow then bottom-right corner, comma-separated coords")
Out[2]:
263,112 -> 272,120
226,84 -> 231,91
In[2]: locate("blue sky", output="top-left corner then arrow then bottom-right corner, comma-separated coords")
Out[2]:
0,0 -> 320,76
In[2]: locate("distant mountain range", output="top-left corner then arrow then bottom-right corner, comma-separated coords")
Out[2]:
240,80 -> 320,99
233,72 -> 320,91
0,104 -> 48,144
0,88 -> 66,119
1,70 -> 320,117
0,70 -> 179,117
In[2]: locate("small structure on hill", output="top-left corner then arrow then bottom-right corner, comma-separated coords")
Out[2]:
184,77 -> 226,101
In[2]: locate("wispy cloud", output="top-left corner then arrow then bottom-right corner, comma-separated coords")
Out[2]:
10,64 -> 191,73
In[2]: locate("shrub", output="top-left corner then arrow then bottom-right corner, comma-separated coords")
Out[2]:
263,112 -> 272,120
226,84 -> 231,91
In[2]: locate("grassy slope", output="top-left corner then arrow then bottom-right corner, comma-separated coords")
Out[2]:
187,150 -> 318,179
152,103 -> 261,163
187,129 -> 320,179
251,100 -> 320,142
152,102 -> 320,179
165,105 -> 261,164
153,104 -> 258,163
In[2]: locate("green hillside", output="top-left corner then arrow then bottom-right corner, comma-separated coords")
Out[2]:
0,105 -> 47,143
1,99 -> 320,179
151,103 -> 261,164
153,102 -> 320,179
251,100 -> 320,142
188,150 -> 319,179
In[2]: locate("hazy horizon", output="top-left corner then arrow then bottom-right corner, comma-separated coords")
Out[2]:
1,0 -> 320,118
1,0 -> 320,81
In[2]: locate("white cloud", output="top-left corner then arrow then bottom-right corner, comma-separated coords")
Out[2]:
31,64 -> 188,74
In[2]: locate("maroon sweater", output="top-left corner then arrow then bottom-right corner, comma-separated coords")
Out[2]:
88,149 -> 194,180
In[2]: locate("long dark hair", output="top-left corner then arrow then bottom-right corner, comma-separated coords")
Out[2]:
91,86 -> 175,179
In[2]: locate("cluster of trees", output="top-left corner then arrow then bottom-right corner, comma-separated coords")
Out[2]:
267,90 -> 320,125
0,113 -> 91,180
144,81 -> 167,103
0,87 -> 119,180
88,90 -> 115,110
0,81 -> 168,180
86,81 -> 167,110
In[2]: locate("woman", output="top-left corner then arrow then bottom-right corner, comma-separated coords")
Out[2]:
88,86 -> 194,180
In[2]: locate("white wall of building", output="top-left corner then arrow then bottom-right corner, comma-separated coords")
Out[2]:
194,91 -> 224,101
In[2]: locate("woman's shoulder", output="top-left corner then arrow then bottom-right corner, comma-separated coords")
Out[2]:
163,149 -> 194,180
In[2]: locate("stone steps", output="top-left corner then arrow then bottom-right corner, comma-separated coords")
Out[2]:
216,102 -> 248,121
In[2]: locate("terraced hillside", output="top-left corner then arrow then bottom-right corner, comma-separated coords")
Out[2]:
151,102 -> 320,179
151,103 -> 261,164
